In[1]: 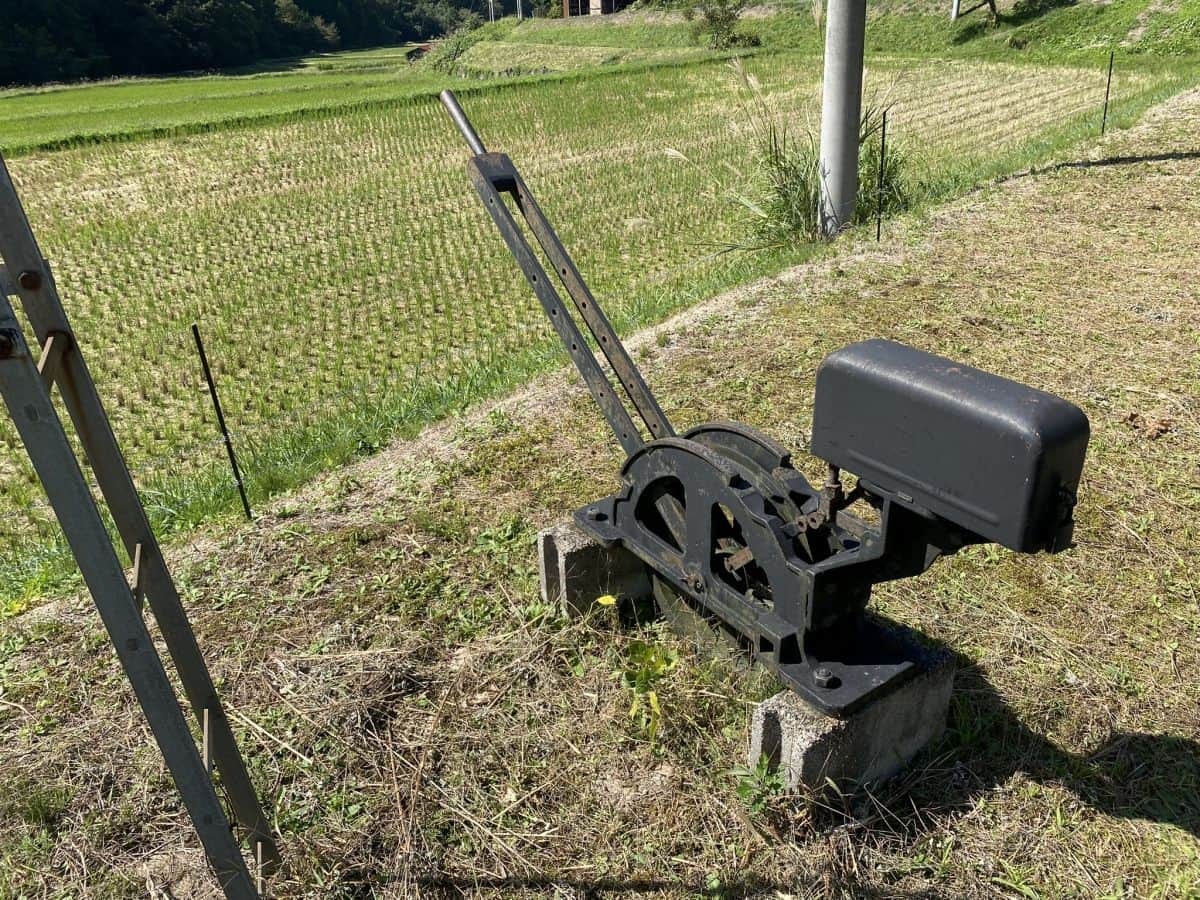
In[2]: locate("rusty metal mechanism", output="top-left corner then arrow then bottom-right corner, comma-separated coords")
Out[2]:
440,91 -> 1090,716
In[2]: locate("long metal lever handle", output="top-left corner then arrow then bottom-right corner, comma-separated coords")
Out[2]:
440,90 -> 487,157
442,91 -> 676,454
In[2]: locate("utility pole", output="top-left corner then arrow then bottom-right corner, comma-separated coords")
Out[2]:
818,0 -> 867,236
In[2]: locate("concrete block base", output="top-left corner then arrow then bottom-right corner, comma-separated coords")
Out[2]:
748,640 -> 955,791
539,520 -> 955,791
538,521 -> 650,617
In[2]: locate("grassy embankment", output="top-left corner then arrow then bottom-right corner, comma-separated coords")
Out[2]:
0,79 -> 1196,897
0,3 -> 1196,607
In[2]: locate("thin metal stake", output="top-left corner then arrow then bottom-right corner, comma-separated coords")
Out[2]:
1101,51 -> 1114,136
191,324 -> 252,521
256,841 -> 265,896
875,110 -> 887,243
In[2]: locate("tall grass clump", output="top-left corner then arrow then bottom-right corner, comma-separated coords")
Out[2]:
724,60 -> 907,248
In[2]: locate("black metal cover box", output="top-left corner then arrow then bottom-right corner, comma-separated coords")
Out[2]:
811,340 -> 1089,553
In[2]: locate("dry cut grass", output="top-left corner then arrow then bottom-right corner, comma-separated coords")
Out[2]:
0,80 -> 1197,900
0,50 -> 1169,598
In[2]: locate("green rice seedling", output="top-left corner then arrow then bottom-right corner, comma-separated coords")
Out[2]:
0,51 -> 1186,603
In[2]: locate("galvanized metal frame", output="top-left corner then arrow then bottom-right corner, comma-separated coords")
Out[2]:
0,155 -> 277,897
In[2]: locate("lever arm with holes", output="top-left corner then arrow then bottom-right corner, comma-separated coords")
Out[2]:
440,90 -> 674,456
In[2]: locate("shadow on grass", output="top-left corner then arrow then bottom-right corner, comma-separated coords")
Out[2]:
951,0 -> 1076,44
654,587 -> 1198,840
1002,0 -> 1078,27
414,874 -> 937,897
834,658 -> 1200,841
999,149 -> 1200,183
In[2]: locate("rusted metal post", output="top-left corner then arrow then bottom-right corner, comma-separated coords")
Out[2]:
875,110 -> 887,243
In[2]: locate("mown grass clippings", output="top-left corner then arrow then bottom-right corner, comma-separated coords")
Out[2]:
2,84 -> 1197,897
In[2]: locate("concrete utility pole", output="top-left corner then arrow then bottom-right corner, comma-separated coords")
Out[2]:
818,0 -> 867,236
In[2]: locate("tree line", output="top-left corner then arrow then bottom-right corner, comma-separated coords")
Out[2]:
0,0 -> 479,87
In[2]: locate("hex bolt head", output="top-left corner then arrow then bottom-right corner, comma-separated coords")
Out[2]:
813,667 -> 839,689
0,329 -> 16,359
17,270 -> 41,291
586,506 -> 603,521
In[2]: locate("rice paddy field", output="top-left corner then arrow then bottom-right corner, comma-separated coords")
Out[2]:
453,41 -> 711,76
0,46 -> 453,156
0,40 -> 1192,606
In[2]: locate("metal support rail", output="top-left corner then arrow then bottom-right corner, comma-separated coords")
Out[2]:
0,155 -> 278,898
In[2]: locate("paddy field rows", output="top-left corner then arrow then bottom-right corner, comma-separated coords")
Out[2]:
0,51 -> 1178,600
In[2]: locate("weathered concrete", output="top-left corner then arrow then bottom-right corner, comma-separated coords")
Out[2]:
539,521 -> 954,790
748,641 -> 955,791
538,521 -> 650,617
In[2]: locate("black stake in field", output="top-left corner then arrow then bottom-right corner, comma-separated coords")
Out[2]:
439,89 -> 1092,717
1102,50 -> 1115,136
876,110 -> 887,243
192,323 -> 252,521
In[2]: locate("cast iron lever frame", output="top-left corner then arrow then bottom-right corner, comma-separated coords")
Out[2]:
440,90 -> 1087,716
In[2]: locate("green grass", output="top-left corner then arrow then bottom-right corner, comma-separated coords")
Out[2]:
500,3 -> 1200,65
454,40 -> 713,75
3,1 -> 1197,157
0,10 -> 1198,893
0,47 -> 465,156
1,46 -> 1191,607
487,15 -> 701,48
1,2 -> 1197,605
2,88 -> 1197,891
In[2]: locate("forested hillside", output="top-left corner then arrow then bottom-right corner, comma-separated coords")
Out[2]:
0,0 -> 476,87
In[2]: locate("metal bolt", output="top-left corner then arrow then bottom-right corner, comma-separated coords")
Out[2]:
586,506 -> 603,521
17,270 -> 41,291
813,667 -> 839,689
0,329 -> 16,359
